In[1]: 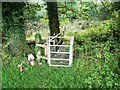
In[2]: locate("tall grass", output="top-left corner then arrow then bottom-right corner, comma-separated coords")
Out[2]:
2,19 -> 120,88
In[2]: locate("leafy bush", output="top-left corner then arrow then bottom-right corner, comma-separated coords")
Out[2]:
34,32 -> 42,44
71,19 -> 120,88
73,19 -> 119,43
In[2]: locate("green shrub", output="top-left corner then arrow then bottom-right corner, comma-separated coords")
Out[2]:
73,19 -> 119,43
34,32 -> 42,44
71,19 -> 120,88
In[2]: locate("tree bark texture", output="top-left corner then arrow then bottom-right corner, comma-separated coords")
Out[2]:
2,2 -> 33,56
47,1 -> 60,36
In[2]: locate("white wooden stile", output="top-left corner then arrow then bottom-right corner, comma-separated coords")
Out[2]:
36,35 -> 74,67
48,36 -> 74,67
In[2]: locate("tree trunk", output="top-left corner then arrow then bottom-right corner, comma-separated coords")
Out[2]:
2,2 -> 33,56
47,1 -> 63,51
47,1 -> 60,36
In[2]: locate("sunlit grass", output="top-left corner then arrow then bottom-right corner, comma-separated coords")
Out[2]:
2,55 -> 95,88
2,51 -> 119,88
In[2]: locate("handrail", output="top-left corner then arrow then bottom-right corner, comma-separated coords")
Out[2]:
50,58 -> 69,60
50,52 -> 69,54
50,45 -> 70,47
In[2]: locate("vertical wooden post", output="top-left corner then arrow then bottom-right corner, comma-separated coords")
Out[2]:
48,37 -> 51,65
69,37 -> 74,66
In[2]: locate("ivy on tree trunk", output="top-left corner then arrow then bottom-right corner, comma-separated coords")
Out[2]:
2,2 -> 33,56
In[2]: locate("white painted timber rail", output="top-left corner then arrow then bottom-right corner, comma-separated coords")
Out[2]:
48,36 -> 74,67
36,35 -> 74,67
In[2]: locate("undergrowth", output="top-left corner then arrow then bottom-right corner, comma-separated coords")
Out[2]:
2,19 -> 120,88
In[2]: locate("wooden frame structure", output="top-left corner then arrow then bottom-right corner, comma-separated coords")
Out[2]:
36,36 -> 74,67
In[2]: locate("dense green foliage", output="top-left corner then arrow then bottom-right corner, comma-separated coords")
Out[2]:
2,1 -> 120,89
73,19 -> 120,87
2,2 -> 25,42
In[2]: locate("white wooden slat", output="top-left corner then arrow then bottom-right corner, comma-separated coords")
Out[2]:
50,52 -> 69,54
50,65 -> 70,67
48,37 -> 51,65
50,45 -> 70,47
40,56 -> 48,60
50,58 -> 69,61
49,36 -> 72,38
36,44 -> 45,48
69,36 -> 74,66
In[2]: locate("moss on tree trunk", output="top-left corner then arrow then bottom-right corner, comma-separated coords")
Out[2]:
2,2 -> 34,56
